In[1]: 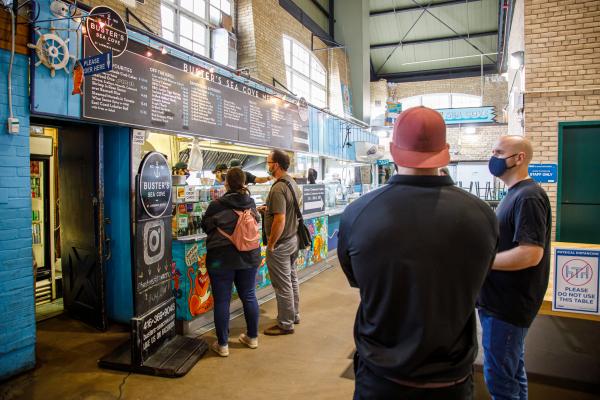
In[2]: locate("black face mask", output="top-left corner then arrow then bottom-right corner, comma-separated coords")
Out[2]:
488,154 -> 518,177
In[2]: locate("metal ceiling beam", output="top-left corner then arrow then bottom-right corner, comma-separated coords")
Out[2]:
377,64 -> 497,82
370,0 -> 481,17
370,30 -> 498,50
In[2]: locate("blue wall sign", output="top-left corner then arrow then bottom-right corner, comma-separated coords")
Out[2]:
529,163 -> 558,183
82,51 -> 113,76
436,107 -> 496,124
376,159 -> 391,166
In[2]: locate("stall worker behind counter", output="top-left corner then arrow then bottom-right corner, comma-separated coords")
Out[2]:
213,163 -> 228,186
229,159 -> 272,184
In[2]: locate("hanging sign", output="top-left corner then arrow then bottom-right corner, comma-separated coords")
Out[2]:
86,6 -> 128,57
139,152 -> 172,219
81,51 -> 113,76
529,163 -> 557,183
553,248 -> 600,315
436,107 -> 496,124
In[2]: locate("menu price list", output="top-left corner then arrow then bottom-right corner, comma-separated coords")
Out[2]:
83,44 -> 309,151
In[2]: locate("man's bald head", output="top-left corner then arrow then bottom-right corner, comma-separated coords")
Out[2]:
495,135 -> 533,163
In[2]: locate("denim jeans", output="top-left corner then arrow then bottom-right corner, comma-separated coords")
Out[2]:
208,267 -> 259,346
478,309 -> 529,400
353,352 -> 473,400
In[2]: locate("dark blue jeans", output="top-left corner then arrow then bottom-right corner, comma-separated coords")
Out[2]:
208,267 -> 259,346
478,310 -> 529,400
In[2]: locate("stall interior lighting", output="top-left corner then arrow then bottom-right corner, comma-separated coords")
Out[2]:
178,137 -> 271,157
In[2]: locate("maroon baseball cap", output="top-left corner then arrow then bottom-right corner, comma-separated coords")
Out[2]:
390,106 -> 450,168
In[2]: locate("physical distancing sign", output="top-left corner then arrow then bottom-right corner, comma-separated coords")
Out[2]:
553,248 -> 600,315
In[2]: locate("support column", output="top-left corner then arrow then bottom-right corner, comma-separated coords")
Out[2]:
334,0 -> 370,123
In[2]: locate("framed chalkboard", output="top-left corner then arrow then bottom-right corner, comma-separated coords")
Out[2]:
83,39 -> 309,152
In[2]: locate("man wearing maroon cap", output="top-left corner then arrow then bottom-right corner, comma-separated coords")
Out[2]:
338,107 -> 499,399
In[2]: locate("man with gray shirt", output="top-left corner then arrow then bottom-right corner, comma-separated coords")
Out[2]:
260,149 -> 301,335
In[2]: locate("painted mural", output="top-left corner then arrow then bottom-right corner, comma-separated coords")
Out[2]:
172,215 -> 329,320
328,214 -> 341,251
172,241 -> 213,320
297,216 -> 328,270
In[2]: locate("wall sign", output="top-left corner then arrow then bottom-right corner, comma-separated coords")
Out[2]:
86,6 -> 128,57
529,163 -> 558,183
81,51 -> 113,76
82,39 -> 309,152
139,152 -> 172,219
302,184 -> 326,214
436,107 -> 496,124
553,248 -> 599,315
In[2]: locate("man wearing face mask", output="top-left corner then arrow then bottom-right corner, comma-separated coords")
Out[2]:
478,136 -> 552,400
259,149 -> 302,335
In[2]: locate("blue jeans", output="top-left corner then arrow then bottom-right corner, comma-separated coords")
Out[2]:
208,267 -> 259,346
478,310 -> 529,400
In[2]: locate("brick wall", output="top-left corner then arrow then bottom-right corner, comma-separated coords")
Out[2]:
237,0 -> 351,113
84,0 -> 163,35
386,75 -> 508,123
524,0 -> 600,239
0,48 -> 36,380
447,124 -> 508,162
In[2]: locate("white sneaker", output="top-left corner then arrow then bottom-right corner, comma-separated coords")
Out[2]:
211,341 -> 229,357
239,333 -> 258,349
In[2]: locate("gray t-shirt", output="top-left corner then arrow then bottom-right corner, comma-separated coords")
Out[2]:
264,174 -> 301,243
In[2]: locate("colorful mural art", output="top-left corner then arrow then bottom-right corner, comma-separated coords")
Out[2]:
297,216 -> 328,270
172,240 -> 213,320
328,214 -> 341,251
172,215 -> 329,320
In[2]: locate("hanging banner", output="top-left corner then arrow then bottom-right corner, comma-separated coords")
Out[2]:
436,107 -> 496,124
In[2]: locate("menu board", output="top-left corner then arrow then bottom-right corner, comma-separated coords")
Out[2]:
83,39 -> 309,152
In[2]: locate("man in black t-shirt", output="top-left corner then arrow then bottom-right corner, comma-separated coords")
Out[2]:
478,136 -> 551,400
228,158 -> 272,185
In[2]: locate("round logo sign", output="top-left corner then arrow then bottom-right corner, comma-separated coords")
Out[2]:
86,6 -> 128,57
139,152 -> 172,218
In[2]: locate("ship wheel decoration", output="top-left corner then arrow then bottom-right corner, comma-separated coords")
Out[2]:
28,26 -> 76,77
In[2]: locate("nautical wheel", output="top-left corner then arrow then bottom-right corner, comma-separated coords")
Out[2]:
28,30 -> 75,77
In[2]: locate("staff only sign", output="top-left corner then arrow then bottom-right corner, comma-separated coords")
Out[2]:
553,248 -> 600,315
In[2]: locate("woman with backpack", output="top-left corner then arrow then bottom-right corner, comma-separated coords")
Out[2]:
201,167 -> 262,357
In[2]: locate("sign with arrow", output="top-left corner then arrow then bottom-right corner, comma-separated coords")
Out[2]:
302,184 -> 326,215
81,51 -> 113,76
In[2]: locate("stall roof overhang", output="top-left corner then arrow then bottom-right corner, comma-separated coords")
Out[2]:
369,0 -> 500,81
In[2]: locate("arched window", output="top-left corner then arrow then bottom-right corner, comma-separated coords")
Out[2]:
399,93 -> 482,110
282,36 -> 327,108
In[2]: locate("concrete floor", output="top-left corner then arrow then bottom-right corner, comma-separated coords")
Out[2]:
1,264 -> 598,400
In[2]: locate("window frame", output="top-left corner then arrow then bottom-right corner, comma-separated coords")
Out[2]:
398,93 -> 483,110
283,36 -> 328,108
161,0 -> 233,57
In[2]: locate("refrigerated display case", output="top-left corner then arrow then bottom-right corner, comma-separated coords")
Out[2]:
31,159 -> 52,305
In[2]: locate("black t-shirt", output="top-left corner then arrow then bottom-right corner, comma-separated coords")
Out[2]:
244,171 -> 256,184
477,179 -> 552,327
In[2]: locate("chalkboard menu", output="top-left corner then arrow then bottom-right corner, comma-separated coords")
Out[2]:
83,39 -> 309,152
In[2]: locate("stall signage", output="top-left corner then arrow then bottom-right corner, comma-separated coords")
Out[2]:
139,152 -> 172,219
134,218 -> 173,315
86,6 -> 128,57
81,51 -> 112,76
436,107 -> 496,124
529,163 -> 557,183
376,159 -> 391,166
82,40 -> 309,152
553,248 -> 600,315
131,298 -> 176,364
132,129 -> 146,145
302,184 -> 326,214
